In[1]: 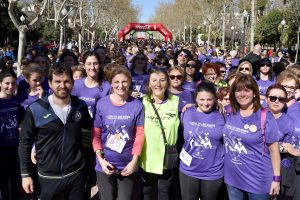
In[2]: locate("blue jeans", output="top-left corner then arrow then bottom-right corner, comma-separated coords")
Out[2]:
226,184 -> 270,200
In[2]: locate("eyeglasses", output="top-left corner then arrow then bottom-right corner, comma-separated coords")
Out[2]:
240,67 -> 250,71
186,64 -> 196,68
169,75 -> 183,80
220,70 -> 226,73
282,85 -> 297,90
268,96 -> 287,103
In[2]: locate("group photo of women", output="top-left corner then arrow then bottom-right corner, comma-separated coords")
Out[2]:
1,41 -> 300,200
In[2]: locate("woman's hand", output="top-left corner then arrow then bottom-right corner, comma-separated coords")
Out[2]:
36,86 -> 44,98
97,156 -> 115,175
269,181 -> 280,197
282,143 -> 300,156
182,103 -> 194,112
121,155 -> 138,176
131,91 -> 141,98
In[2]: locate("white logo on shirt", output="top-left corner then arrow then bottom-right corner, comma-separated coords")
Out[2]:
224,131 -> 248,165
187,129 -> 214,160
72,111 -> 82,121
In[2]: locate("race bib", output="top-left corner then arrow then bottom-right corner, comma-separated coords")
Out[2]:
179,148 -> 192,167
106,134 -> 126,153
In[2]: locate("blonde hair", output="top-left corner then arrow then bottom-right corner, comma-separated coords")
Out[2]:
237,60 -> 253,75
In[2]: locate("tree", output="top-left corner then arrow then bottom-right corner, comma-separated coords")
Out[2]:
8,0 -> 47,74
0,0 -> 21,47
254,9 -> 283,49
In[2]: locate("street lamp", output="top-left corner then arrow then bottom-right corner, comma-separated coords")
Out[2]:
280,19 -> 286,49
231,26 -> 235,50
242,10 -> 249,57
61,7 -> 68,47
20,15 -> 25,24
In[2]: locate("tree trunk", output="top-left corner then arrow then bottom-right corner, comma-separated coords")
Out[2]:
78,31 -> 82,53
208,24 -> 211,47
91,31 -> 95,47
222,5 -> 226,50
250,0 -> 256,51
59,24 -> 63,50
17,27 -> 27,76
295,27 -> 300,63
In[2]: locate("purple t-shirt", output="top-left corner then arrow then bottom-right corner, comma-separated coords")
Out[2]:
0,97 -> 21,147
131,73 -> 149,94
275,113 -> 293,143
16,90 -> 39,110
93,96 -> 144,171
255,78 -> 275,107
284,100 -> 300,120
284,101 -> 300,149
170,89 -> 194,112
179,107 -> 225,180
291,112 -> 300,150
232,58 -> 240,67
223,109 -> 279,194
182,81 -> 196,93
71,78 -> 111,118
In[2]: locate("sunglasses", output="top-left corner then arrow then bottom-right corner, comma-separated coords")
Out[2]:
169,75 -> 183,80
156,61 -> 167,65
268,96 -> 286,103
135,57 -> 145,61
261,64 -> 271,67
186,64 -> 196,68
240,67 -> 250,71
220,70 -> 226,73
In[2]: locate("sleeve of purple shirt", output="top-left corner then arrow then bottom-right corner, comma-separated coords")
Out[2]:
265,111 -> 280,144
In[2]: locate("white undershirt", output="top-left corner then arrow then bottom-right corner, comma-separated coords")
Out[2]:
48,95 -> 71,124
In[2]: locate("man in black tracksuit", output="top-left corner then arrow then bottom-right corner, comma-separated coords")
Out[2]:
19,65 -> 92,200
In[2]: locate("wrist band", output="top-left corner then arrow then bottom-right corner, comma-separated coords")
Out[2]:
273,176 -> 281,182
95,150 -> 103,156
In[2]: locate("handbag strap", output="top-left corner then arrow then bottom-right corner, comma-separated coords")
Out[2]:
150,101 -> 168,145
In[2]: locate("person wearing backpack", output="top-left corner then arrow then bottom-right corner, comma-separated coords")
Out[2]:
222,74 -> 281,200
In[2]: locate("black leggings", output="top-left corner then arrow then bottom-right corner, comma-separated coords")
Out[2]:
140,168 -> 174,200
0,147 -> 21,200
179,170 -> 223,200
96,171 -> 138,200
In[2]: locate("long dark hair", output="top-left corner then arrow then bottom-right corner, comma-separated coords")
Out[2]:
255,58 -> 274,81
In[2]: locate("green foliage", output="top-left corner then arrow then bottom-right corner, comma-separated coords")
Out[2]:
0,0 -> 22,47
38,21 -> 60,43
254,9 -> 284,45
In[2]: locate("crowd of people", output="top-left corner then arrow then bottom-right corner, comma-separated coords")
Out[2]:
1,39 -> 300,200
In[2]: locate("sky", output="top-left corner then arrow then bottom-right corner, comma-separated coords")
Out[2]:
132,0 -> 164,23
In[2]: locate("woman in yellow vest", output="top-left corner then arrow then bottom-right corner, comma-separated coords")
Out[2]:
140,69 -> 180,200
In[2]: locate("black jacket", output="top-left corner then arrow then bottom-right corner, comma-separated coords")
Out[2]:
19,95 -> 92,178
